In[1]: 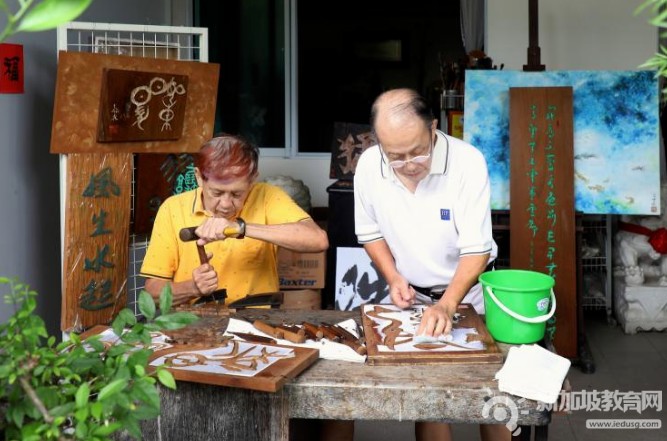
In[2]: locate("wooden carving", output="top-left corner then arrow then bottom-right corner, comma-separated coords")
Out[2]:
149,341 -> 319,392
51,51 -> 219,154
98,69 -> 189,142
361,303 -> 503,365
61,153 -> 132,330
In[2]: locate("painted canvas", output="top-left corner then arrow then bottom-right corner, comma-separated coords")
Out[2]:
464,70 -> 660,214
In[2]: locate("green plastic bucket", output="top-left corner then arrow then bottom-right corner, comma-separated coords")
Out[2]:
478,269 -> 556,344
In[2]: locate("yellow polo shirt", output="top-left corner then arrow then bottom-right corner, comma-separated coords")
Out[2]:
140,183 -> 311,303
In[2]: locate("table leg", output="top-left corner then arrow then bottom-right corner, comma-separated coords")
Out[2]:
134,383 -> 289,441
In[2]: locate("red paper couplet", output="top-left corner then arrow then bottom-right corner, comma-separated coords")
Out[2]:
0,43 -> 24,94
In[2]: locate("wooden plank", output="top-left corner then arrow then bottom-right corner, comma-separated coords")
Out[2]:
51,51 -> 219,154
509,87 -> 577,358
61,153 -> 132,330
361,303 -> 504,365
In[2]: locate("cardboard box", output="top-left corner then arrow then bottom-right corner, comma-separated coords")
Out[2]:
277,248 -> 326,289
280,289 -> 322,310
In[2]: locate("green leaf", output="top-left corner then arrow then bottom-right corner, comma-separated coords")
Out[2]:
154,312 -> 199,330
158,285 -> 173,314
97,379 -> 126,401
157,368 -> 176,389
126,348 -> 151,369
75,419 -> 89,439
74,406 -> 89,422
121,416 -> 142,438
17,0 -> 94,32
138,290 -> 156,321
75,382 -> 90,408
131,378 -> 161,409
90,401 -> 103,419
92,422 -> 123,436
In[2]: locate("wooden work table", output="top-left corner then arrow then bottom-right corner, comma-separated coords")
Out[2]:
128,309 -> 551,441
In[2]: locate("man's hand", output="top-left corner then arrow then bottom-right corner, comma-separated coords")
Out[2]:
416,301 -> 457,338
388,275 -> 416,309
195,217 -> 237,245
192,262 -> 218,295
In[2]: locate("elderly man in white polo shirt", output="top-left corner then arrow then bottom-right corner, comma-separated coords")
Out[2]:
354,88 -> 503,441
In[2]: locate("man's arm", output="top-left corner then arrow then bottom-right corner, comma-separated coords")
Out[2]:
417,253 -> 490,337
244,218 -> 328,252
363,239 -> 414,308
196,218 -> 328,252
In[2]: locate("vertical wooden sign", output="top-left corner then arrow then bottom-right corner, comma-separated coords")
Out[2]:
62,153 -> 132,330
509,87 -> 577,358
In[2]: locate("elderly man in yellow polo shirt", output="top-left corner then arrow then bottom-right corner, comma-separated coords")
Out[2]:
140,134 -> 328,306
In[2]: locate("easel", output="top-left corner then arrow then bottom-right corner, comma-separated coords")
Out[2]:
509,0 -> 593,368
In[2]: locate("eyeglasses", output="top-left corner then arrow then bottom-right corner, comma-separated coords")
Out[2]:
380,129 -> 434,169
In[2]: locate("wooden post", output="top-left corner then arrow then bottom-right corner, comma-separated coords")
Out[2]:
509,87 -> 577,358
523,0 -> 545,72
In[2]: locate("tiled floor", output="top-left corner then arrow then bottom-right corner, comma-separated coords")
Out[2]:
354,312 -> 667,440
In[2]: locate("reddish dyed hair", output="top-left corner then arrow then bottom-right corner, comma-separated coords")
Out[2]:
195,134 -> 259,182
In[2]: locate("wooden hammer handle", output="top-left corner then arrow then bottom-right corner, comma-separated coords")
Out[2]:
277,325 -> 306,344
252,320 -> 284,339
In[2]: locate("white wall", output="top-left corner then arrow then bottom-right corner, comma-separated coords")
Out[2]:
487,0 -> 657,71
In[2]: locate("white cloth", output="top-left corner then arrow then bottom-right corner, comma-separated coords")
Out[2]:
224,318 -> 366,363
495,344 -> 571,404
354,131 -> 497,313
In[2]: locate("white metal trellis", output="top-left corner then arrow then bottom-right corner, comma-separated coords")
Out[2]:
57,22 -> 209,317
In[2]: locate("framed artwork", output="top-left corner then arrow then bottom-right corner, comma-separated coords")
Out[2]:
447,110 -> 464,139
335,247 -> 390,311
464,70 -> 660,214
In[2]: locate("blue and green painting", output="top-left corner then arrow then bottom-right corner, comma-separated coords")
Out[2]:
464,70 -> 659,214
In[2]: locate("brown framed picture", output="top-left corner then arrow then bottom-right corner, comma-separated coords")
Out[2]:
448,110 -> 464,139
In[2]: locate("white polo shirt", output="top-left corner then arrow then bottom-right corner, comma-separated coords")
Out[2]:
354,130 -> 497,312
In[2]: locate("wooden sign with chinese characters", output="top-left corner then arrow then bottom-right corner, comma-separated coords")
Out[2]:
97,69 -> 189,142
509,87 -> 577,358
329,122 -> 377,180
361,303 -> 503,365
50,51 -> 219,153
61,153 -> 132,330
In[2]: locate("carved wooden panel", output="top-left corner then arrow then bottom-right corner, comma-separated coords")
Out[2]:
361,304 -> 503,365
97,69 -> 189,142
61,153 -> 132,331
149,342 -> 319,392
509,86 -> 577,358
51,51 -> 219,153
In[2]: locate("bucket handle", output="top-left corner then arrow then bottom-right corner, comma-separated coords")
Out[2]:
484,286 -> 556,324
